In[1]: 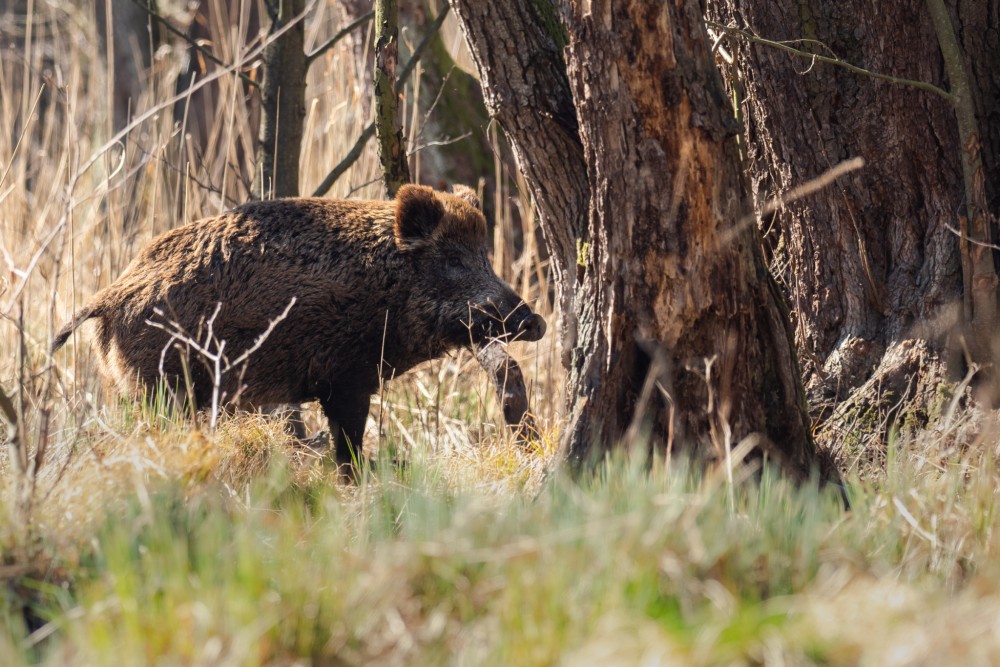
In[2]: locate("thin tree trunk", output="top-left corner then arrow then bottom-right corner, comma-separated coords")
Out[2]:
253,0 -> 306,200
959,1 -> 1000,207
373,0 -> 411,197
926,0 -> 997,356
453,0 -> 824,476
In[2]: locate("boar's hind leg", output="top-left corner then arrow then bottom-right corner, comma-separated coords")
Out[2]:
319,394 -> 370,467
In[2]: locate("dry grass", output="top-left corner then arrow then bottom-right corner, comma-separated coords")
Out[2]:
4,2 -> 1000,665
0,0 -> 559,517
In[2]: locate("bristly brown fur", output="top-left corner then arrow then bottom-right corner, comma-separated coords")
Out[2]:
394,184 -> 487,251
52,185 -> 544,467
394,185 -> 445,250
434,190 -> 488,246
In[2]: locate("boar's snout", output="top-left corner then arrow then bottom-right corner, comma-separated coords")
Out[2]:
474,298 -> 546,343
516,311 -> 546,342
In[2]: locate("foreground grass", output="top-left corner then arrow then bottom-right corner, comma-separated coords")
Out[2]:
2,408 -> 1000,665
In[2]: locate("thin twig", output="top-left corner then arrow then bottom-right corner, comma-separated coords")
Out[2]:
149,147 -> 245,209
305,10 -> 374,64
944,222 -> 1000,252
408,131 -> 473,156
346,176 -> 383,197
146,298 -> 297,428
312,122 -> 376,197
397,7 -> 450,88
0,85 -> 45,192
223,298 -> 297,372
755,157 -> 865,220
706,20 -> 954,102
723,157 -> 866,244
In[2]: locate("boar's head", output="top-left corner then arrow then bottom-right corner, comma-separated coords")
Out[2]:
394,184 -> 546,348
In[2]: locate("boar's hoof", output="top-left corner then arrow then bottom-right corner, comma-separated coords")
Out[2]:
511,414 -> 541,446
295,430 -> 332,454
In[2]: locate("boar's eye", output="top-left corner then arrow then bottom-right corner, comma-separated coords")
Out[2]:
446,255 -> 464,270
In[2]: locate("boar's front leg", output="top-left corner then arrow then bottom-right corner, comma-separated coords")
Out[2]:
319,393 -> 370,467
474,341 -> 538,441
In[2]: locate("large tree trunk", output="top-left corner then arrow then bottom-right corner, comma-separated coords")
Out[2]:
452,0 -> 827,476
446,0 -> 587,381
706,0 -> 1000,463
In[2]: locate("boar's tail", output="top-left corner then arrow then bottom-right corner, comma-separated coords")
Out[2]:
51,302 -> 102,352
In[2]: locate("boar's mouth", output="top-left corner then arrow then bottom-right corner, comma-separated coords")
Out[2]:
468,302 -> 547,344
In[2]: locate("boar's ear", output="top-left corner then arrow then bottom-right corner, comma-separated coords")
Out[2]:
395,184 -> 445,250
451,184 -> 482,211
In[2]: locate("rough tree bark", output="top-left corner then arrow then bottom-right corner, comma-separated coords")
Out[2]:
253,0 -> 307,199
705,0 -> 1000,461
373,0 -> 411,196
446,0 -> 587,381
452,0 -> 827,476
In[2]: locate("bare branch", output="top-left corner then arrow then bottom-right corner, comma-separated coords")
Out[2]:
312,122 -> 376,197
305,9 -> 374,64
0,84 -> 45,192
396,6 -> 450,89
723,157 -> 866,246
408,131 -> 473,156
222,297 -> 297,372
706,20 -> 955,102
754,157 -> 866,221
128,0 -> 260,89
146,298 -> 297,428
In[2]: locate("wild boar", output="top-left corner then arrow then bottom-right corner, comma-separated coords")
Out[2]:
52,184 -> 546,465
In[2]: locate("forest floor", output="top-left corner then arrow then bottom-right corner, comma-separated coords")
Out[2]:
3,384 -> 1000,666
5,2 -> 1000,664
